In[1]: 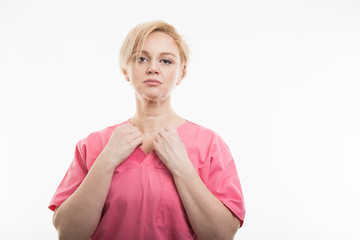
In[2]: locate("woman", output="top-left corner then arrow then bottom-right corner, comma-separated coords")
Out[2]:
49,20 -> 245,240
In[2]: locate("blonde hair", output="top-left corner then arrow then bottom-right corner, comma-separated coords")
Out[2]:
119,20 -> 190,78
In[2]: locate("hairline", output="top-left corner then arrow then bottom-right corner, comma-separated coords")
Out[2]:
133,50 -> 179,59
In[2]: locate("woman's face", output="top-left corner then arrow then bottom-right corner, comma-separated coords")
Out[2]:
124,31 -> 183,101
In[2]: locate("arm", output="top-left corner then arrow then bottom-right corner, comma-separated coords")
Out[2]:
53,154 -> 116,240
52,123 -> 143,240
154,127 -> 240,240
173,159 -> 240,240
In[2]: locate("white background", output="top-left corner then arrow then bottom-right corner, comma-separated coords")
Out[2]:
1,0 -> 359,239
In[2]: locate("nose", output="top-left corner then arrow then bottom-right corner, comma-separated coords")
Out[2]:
147,60 -> 159,75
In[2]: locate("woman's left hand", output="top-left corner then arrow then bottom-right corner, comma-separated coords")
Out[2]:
153,126 -> 192,176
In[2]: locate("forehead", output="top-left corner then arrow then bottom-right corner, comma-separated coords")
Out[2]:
141,32 -> 180,56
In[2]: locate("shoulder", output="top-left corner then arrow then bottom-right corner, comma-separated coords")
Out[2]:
184,121 -> 234,172
78,120 -> 129,149
74,120 -> 129,167
183,120 -> 228,151
183,120 -> 218,138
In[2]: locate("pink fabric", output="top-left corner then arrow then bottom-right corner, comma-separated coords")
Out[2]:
49,119 -> 245,239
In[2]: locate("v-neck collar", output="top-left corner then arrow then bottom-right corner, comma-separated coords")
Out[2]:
126,118 -> 190,165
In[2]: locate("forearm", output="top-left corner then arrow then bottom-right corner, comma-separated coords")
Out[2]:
53,153 -> 115,240
172,165 -> 240,240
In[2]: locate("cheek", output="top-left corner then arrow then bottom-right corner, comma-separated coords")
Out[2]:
164,66 -> 180,79
128,67 -> 143,81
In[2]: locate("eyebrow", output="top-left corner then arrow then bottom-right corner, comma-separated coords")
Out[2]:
136,50 -> 178,58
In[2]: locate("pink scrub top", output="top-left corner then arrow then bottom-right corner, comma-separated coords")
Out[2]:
49,119 -> 245,239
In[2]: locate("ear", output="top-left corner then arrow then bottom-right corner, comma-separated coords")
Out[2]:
176,66 -> 185,85
123,70 -> 130,82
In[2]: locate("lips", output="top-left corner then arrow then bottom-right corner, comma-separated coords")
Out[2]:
144,79 -> 162,84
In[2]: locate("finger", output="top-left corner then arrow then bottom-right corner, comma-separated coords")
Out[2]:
153,138 -> 161,148
127,122 -> 143,132
154,133 -> 161,142
130,130 -> 143,139
123,122 -> 136,130
157,132 -> 164,139
117,123 -> 135,134
126,126 -> 143,136
163,125 -> 172,132
158,128 -> 167,137
133,135 -> 143,145
154,133 -> 163,143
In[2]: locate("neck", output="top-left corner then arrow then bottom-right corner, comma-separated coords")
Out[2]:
130,94 -> 178,135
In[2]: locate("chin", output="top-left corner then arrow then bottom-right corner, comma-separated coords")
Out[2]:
143,93 -> 170,101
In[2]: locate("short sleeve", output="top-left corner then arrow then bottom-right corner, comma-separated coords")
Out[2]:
48,140 -> 88,211
205,133 -> 245,227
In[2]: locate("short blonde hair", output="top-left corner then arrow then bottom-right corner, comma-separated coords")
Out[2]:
119,20 -> 190,78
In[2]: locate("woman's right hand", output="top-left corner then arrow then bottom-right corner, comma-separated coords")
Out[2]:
100,122 -> 143,169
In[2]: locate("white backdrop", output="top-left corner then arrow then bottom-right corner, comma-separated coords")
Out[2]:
1,0 -> 359,239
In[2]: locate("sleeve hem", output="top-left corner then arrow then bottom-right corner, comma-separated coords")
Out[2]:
221,199 -> 245,228
48,199 -> 63,212
48,204 -> 57,212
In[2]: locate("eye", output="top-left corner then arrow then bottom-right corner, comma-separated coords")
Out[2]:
137,56 -> 148,62
161,59 -> 172,64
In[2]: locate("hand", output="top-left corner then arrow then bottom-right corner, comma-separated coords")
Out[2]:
153,126 -> 192,176
100,122 -> 143,169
